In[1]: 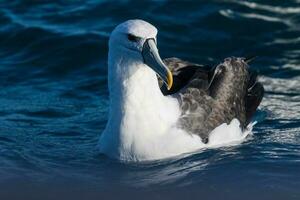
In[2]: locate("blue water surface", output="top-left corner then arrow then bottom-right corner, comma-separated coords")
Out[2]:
0,0 -> 299,199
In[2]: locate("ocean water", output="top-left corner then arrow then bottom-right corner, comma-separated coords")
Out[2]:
0,0 -> 299,199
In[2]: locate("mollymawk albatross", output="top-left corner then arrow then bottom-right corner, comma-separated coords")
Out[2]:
99,19 -> 264,161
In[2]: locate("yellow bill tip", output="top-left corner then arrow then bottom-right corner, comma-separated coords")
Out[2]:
167,70 -> 173,90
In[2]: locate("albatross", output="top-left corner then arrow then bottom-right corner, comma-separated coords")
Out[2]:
99,19 -> 264,161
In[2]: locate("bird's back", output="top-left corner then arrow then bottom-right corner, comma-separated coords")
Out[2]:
161,57 -> 264,143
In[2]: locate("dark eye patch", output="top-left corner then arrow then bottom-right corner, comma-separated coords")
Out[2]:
127,34 -> 140,42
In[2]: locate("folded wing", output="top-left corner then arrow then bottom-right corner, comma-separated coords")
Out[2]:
160,57 -> 264,143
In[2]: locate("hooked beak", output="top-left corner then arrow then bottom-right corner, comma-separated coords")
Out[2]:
142,38 -> 173,90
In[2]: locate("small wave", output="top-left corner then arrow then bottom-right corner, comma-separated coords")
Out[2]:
219,9 -> 291,26
37,131 -> 83,137
237,1 -> 300,15
266,37 -> 300,45
19,109 -> 75,118
1,9 -> 110,37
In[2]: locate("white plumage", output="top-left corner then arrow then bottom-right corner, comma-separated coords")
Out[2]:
98,20 -> 253,161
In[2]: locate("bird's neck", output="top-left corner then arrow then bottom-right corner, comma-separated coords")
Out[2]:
108,54 -> 166,112
100,51 -> 180,159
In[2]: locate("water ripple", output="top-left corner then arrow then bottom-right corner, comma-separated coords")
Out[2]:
0,0 -> 299,199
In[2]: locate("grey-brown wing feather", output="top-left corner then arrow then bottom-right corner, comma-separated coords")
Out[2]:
160,57 -> 264,143
159,57 -> 211,95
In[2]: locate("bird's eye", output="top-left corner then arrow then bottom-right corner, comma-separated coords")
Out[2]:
127,34 -> 139,42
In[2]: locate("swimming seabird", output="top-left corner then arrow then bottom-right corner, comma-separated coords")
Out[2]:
99,19 -> 264,161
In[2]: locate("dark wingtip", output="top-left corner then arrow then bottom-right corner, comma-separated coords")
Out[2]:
244,55 -> 258,64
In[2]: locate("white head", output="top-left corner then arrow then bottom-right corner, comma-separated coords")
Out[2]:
109,19 -> 157,52
108,19 -> 173,90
